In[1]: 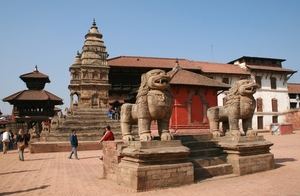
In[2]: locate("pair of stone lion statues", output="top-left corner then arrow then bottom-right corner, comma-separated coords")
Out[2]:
120,68 -> 257,141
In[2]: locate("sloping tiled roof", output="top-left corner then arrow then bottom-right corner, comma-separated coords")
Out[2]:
108,56 -> 196,69
246,65 -> 297,73
288,83 -> 300,94
228,56 -> 286,64
108,56 -> 250,75
168,68 -> 230,90
196,61 -> 249,75
3,90 -> 63,104
20,69 -> 50,83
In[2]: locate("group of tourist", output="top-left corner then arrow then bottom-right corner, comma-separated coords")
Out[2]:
107,107 -> 120,120
1,129 -> 30,161
68,125 -> 115,161
2,125 -> 114,162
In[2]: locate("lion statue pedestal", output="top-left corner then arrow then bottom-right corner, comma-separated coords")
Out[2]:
120,69 -> 174,141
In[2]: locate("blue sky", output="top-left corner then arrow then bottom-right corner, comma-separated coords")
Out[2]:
1,1 -> 299,115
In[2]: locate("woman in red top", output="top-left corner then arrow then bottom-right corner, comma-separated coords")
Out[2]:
99,125 -> 114,161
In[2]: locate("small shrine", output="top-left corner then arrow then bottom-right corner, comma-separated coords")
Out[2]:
2,66 -> 63,134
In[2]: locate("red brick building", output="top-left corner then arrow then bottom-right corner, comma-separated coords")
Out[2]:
167,65 -> 229,133
107,57 -> 232,133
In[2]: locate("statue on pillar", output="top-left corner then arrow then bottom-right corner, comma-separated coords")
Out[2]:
207,79 -> 258,137
120,69 -> 174,141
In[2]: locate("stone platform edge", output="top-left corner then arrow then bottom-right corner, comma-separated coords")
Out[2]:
29,141 -> 110,153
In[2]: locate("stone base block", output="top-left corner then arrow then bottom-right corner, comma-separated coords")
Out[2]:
118,162 -> 194,191
217,135 -> 274,176
103,140 -> 194,191
227,153 -> 274,176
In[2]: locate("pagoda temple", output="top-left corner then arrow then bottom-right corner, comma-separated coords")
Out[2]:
2,66 -> 63,132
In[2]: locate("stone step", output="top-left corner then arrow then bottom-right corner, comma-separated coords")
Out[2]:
195,173 -> 237,183
39,132 -> 124,142
182,141 -> 217,150
194,163 -> 233,180
64,115 -> 112,120
173,133 -> 213,142
190,155 -> 228,168
189,148 -> 223,157
59,119 -> 120,126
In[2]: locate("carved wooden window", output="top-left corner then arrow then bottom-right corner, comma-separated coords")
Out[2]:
272,98 -> 278,112
255,76 -> 262,89
256,98 -> 263,112
272,116 -> 278,123
290,103 -> 297,109
257,116 -> 263,129
270,77 -> 277,89
222,78 -> 229,84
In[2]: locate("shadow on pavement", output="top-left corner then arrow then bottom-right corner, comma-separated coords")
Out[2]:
0,185 -> 50,195
274,158 -> 297,168
0,169 -> 38,176
78,156 -> 100,160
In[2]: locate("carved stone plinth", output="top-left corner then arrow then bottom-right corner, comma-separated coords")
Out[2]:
102,140 -> 193,191
217,135 -> 274,176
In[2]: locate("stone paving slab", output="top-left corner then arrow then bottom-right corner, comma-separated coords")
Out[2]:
0,132 -> 300,196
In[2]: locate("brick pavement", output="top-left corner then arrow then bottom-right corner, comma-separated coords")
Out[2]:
0,132 -> 300,196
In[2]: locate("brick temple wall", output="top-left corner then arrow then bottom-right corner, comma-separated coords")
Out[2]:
285,109 -> 300,130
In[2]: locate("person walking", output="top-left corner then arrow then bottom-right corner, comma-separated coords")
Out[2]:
68,129 -> 79,160
98,125 -> 115,160
9,130 -> 14,149
2,130 -> 10,154
15,129 -> 28,161
0,131 -> 3,150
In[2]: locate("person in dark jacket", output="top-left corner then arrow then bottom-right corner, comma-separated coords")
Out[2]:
15,129 -> 28,161
68,129 -> 79,160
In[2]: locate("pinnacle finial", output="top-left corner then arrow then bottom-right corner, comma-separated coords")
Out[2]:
34,65 -> 38,72
173,58 -> 181,71
93,18 -> 96,26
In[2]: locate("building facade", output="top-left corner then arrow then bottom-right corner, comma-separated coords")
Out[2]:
229,56 -> 297,130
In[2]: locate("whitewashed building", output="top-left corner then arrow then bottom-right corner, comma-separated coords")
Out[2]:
228,56 -> 297,130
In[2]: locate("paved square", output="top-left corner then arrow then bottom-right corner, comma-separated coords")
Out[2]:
1,132 -> 300,196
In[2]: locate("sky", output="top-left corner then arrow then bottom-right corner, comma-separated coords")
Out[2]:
1,1 -> 300,115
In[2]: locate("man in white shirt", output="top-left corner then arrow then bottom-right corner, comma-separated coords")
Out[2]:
2,130 -> 10,154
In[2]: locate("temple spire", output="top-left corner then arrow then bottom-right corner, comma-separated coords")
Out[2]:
34,65 -> 39,72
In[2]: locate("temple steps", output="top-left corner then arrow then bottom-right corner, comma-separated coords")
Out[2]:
194,164 -> 234,180
178,135 -> 234,181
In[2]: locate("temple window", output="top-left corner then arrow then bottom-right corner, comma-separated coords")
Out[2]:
272,98 -> 278,112
256,98 -> 263,112
270,77 -> 277,89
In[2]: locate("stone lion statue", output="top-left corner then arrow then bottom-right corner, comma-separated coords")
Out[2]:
207,79 -> 257,137
41,121 -> 50,132
120,69 -> 174,141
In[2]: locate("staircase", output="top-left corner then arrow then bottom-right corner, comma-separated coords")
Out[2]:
41,108 -> 126,142
174,134 -> 235,181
